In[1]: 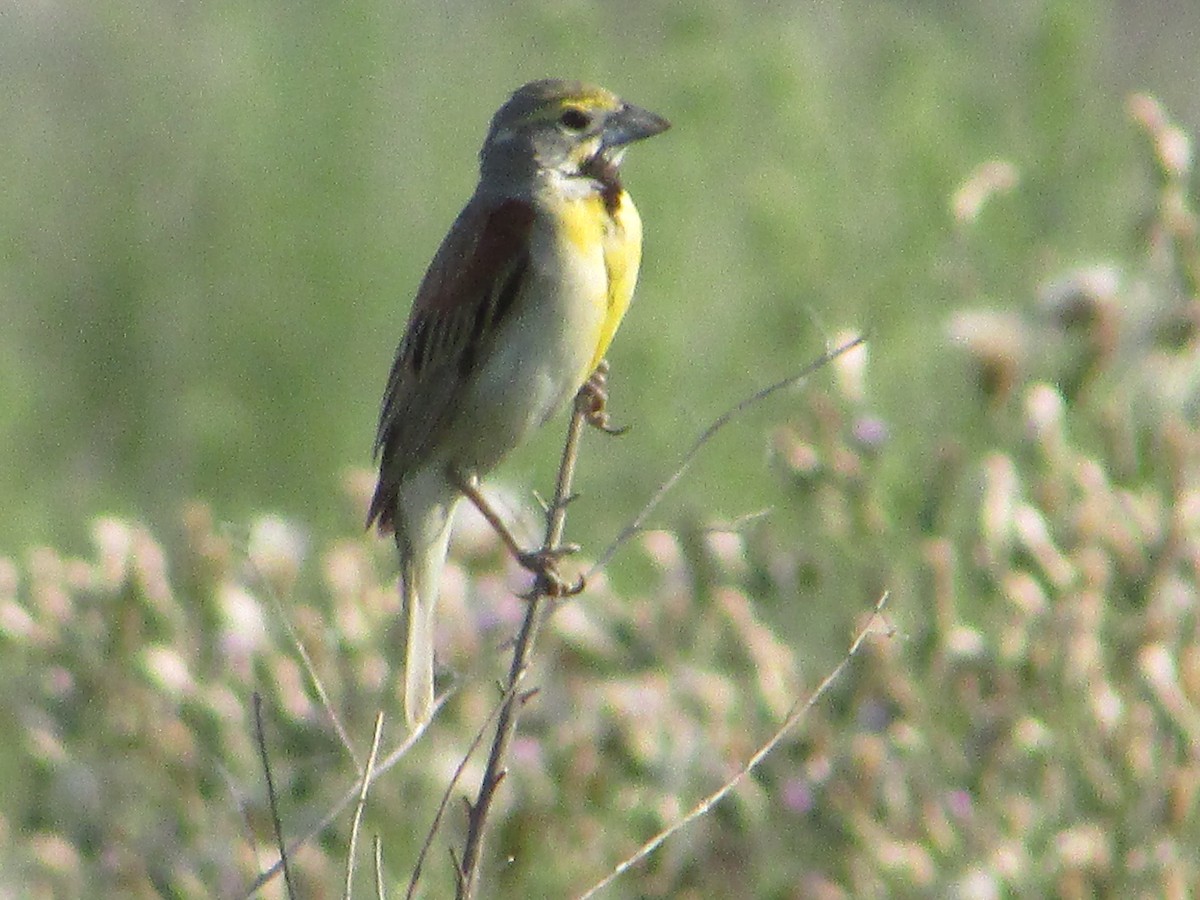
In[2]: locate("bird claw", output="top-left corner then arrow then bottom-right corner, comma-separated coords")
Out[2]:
517,545 -> 579,568
519,571 -> 586,600
517,547 -> 585,599
592,416 -> 630,436
578,360 -> 627,435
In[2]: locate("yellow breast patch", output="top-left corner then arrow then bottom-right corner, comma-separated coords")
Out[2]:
556,190 -> 643,379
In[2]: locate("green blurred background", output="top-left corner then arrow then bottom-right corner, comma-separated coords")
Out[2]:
7,1 -> 1200,895
2,0 -> 1196,555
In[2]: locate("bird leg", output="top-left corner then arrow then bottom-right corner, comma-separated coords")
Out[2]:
577,359 -> 628,435
450,468 -> 584,598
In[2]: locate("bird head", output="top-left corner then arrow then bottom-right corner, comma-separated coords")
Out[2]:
480,79 -> 670,186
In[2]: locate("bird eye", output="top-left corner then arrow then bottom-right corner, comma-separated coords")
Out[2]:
559,108 -> 591,131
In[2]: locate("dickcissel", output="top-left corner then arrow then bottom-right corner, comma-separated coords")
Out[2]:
368,79 -> 669,726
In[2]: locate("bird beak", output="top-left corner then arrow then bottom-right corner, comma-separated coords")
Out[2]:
603,103 -> 671,149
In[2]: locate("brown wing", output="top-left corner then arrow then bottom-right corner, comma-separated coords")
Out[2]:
367,195 -> 536,533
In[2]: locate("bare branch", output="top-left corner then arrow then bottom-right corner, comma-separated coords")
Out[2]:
248,339 -> 865,899
457,389 -> 592,899
244,689 -> 451,897
590,335 -> 866,576
344,711 -> 386,900
253,692 -> 297,900
223,521 -> 363,774
374,835 -> 387,900
574,592 -> 891,900
407,687 -> 509,899
247,552 -> 361,773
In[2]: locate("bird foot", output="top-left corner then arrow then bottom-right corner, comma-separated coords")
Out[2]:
578,359 -> 628,435
517,546 -> 585,599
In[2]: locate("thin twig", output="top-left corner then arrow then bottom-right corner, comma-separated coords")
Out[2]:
276,599 -> 362,770
374,835 -> 387,900
407,685 -> 510,899
574,592 -> 891,900
253,692 -> 297,900
243,548 -> 362,773
225,521 -> 363,773
702,508 -> 775,534
246,341 -> 864,898
590,335 -> 866,576
344,711 -> 386,900
244,689 -> 451,897
457,392 -> 591,899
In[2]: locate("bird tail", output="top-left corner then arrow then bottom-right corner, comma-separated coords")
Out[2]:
397,479 -> 458,729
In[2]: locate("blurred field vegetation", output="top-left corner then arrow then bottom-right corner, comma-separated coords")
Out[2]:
4,0 -> 1200,896
1,0 -> 1193,555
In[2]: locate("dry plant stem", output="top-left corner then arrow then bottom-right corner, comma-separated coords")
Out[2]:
251,559 -> 362,772
457,597 -> 549,898
374,836 -> 386,900
253,692 -> 297,900
407,687 -> 511,899
457,393 -> 590,900
343,711 -> 386,900
247,341 -> 864,898
244,691 -> 450,897
575,592 -> 892,900
590,335 -> 866,576
234,527 -> 362,772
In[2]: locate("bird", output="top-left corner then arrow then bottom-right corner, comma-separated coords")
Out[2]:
367,79 -> 669,727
